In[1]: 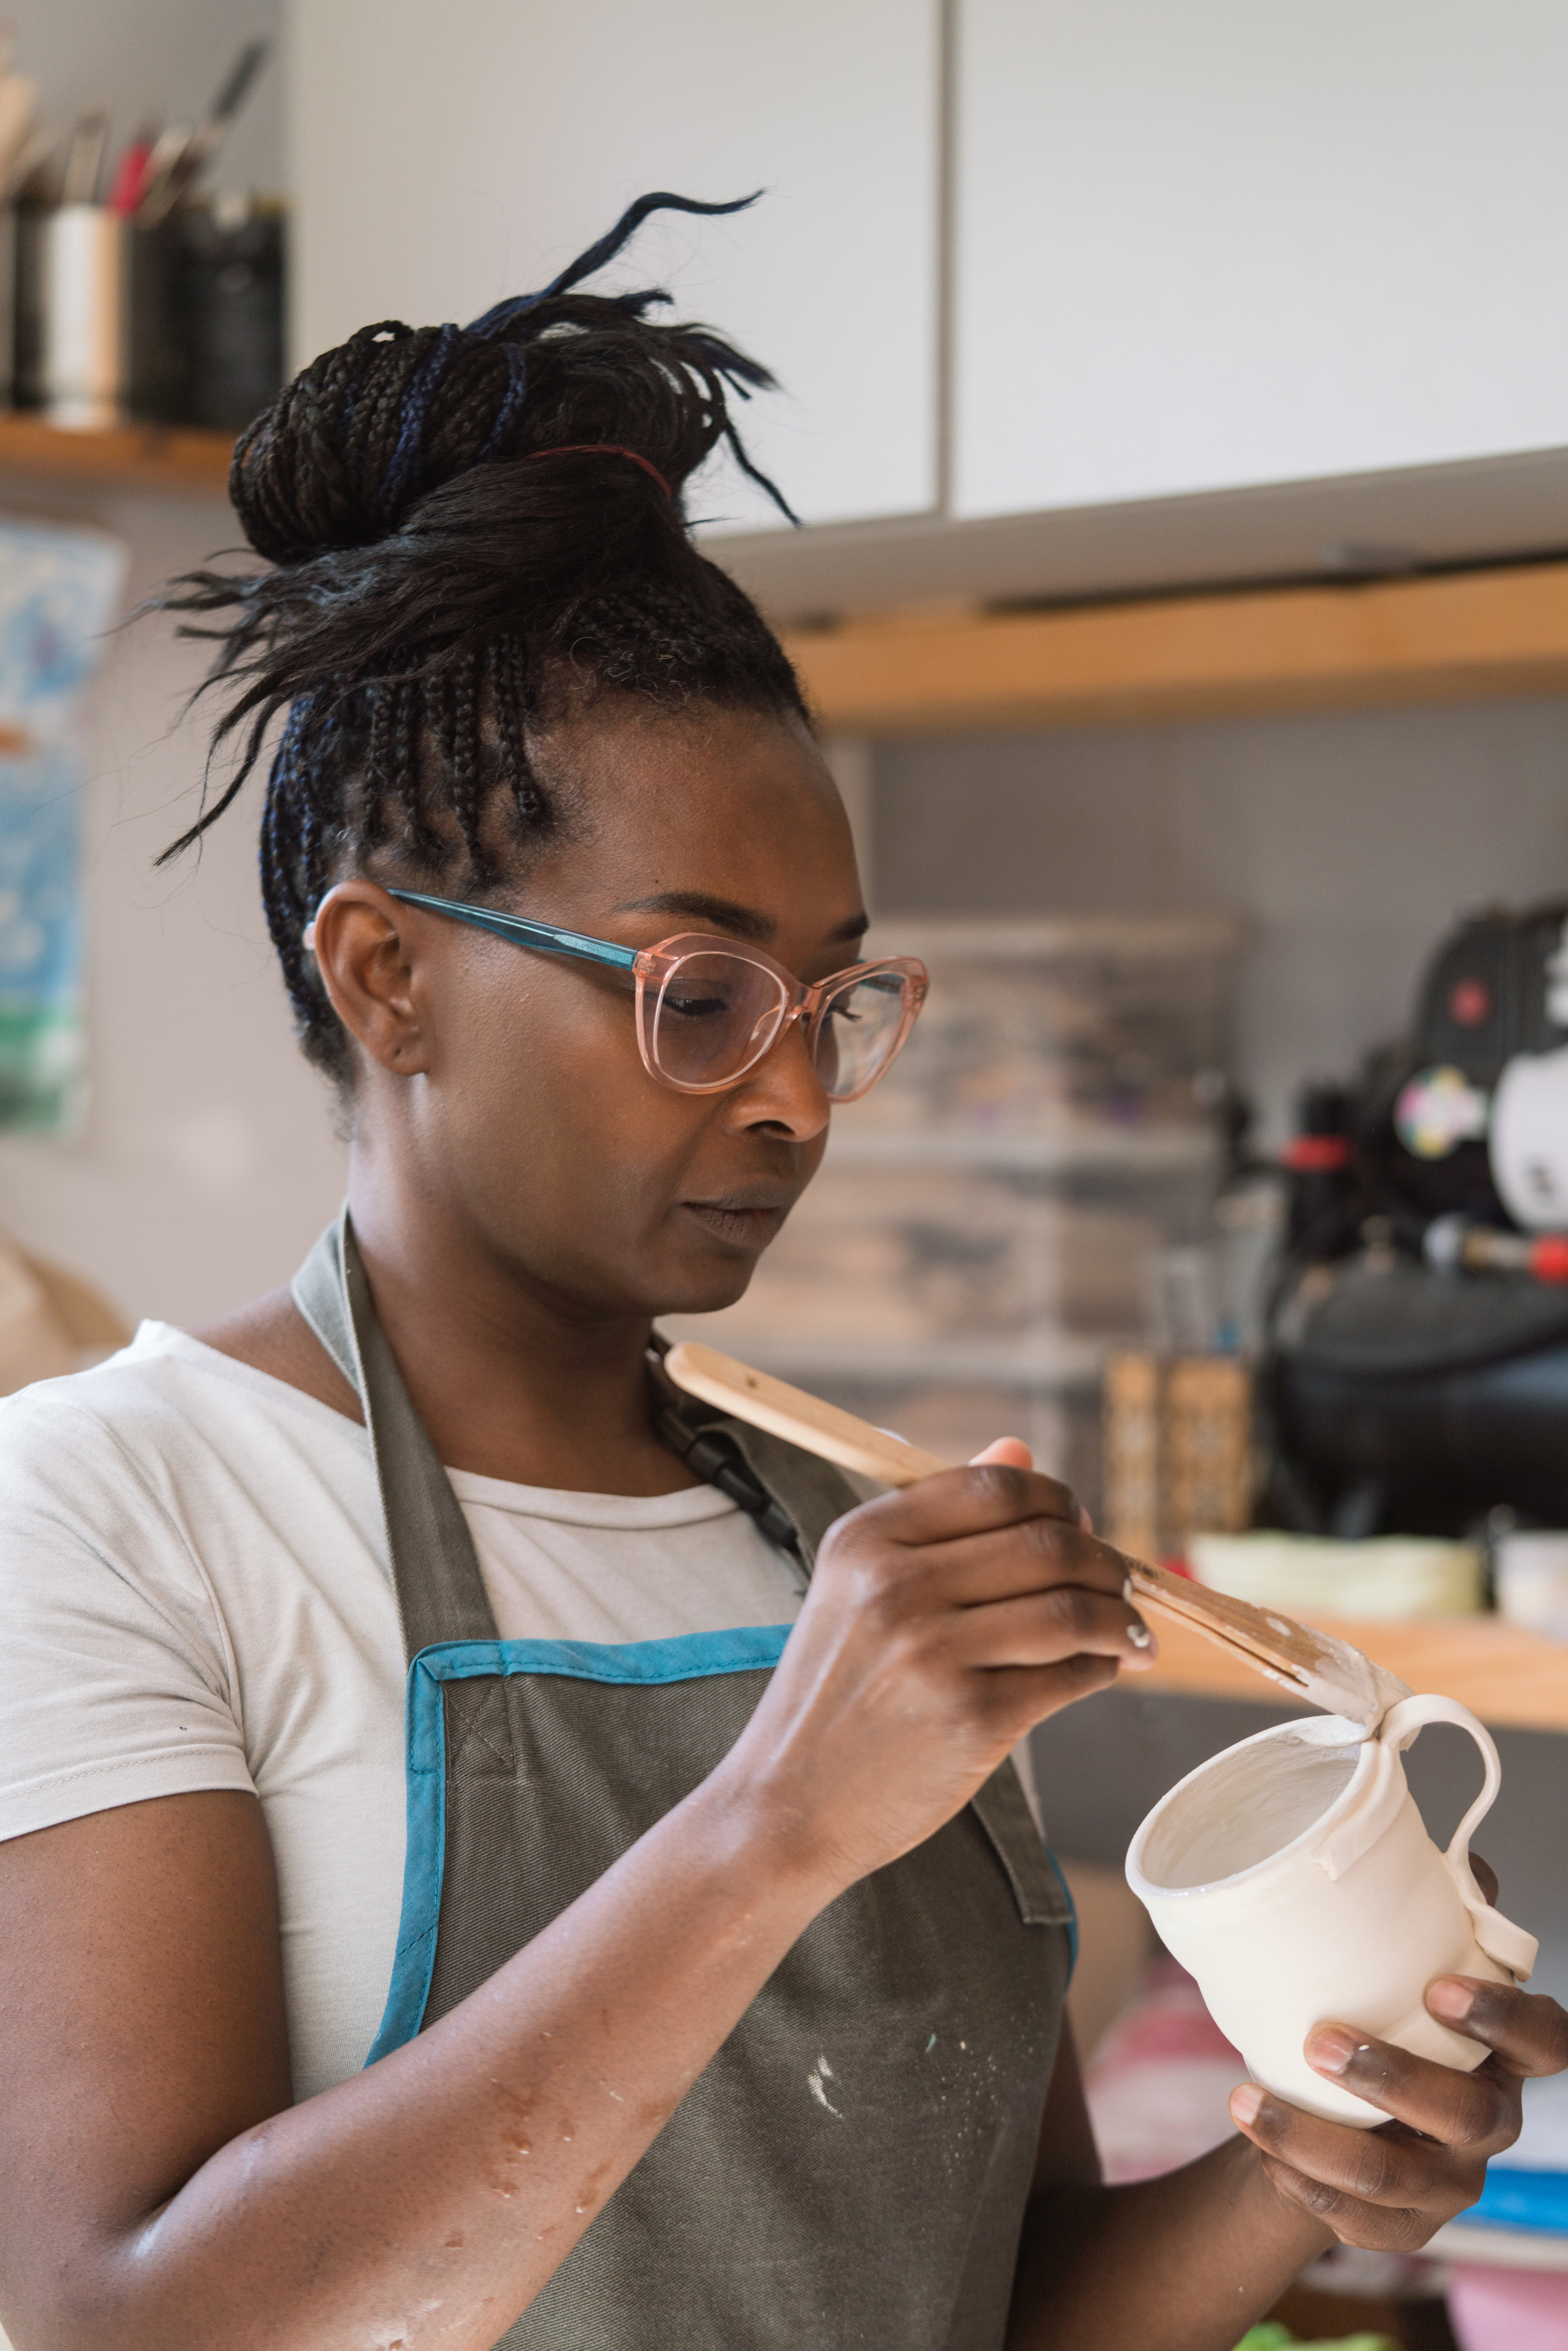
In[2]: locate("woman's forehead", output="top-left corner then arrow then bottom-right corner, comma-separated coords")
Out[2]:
545,699 -> 831,808
535,705 -> 857,906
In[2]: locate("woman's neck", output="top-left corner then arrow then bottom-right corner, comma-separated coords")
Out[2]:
195,1180 -> 701,1499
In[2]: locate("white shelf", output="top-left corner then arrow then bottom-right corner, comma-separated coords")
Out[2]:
824,1123 -> 1220,1174
655,1327 -> 1109,1389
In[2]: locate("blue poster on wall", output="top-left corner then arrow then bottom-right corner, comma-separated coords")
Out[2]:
0,519 -> 128,1133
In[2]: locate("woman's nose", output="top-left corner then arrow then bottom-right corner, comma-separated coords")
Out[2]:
723,1014 -> 830,1143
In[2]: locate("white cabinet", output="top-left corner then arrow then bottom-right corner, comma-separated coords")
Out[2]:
286,0 -> 940,532
954,0 -> 1568,519
287,0 -> 1568,606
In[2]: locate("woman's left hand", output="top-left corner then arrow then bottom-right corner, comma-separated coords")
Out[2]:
1229,1969 -> 1568,2250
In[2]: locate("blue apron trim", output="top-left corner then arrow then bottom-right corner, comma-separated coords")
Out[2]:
1044,1847 -> 1078,1976
365,1624 -> 795,2065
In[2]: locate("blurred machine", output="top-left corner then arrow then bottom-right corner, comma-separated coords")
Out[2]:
1266,901 -> 1568,1536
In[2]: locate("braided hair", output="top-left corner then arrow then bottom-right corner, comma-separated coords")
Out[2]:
156,192 -> 811,1089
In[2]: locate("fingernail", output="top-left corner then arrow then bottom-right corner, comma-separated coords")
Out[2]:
1122,1573 -> 1133,1599
1307,2026 -> 1361,2076
1230,2084 -> 1263,2126
1427,1977 -> 1475,2024
1127,1619 -> 1154,1650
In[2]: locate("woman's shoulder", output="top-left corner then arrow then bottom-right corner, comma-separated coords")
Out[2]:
191,1284 -> 363,1425
0,1313 -> 367,1517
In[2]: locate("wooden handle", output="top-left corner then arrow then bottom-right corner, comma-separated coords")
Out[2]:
663,1339 -> 1319,1701
671,1343 -> 1190,1596
664,1343 -> 951,1486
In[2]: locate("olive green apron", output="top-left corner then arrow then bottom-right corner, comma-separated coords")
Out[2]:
293,1212 -> 1073,2350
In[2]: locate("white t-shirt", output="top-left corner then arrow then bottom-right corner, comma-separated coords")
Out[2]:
0,1323 -> 808,2102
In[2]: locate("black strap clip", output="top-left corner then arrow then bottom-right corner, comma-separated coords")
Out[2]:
655,1405 -> 802,1557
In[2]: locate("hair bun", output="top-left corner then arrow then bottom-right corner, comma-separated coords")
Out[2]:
228,321 -> 504,562
228,191 -> 796,568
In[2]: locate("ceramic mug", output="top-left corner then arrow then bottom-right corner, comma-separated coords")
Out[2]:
1125,1694 -> 1538,2126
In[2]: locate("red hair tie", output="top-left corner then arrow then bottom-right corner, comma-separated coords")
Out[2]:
526,443 -> 674,501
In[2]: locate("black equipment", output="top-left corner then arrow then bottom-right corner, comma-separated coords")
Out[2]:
1265,901 -> 1568,1538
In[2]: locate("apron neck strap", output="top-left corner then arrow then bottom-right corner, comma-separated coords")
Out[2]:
291,1209 -> 862,1658
293,1209 -> 501,1661
644,1337 -> 805,1557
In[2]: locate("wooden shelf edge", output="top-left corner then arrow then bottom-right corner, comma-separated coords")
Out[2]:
0,413 -> 234,495
0,431 -> 1557,730
1138,1610 -> 1568,1734
782,562 -> 1568,735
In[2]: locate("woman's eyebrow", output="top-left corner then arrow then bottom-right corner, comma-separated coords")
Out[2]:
613,893 -> 871,951
613,890 -> 774,941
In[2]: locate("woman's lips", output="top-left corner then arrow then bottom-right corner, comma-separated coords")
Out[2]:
681,1197 -> 791,1251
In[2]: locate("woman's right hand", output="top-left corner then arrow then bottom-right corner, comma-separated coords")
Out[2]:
719,1452 -> 1156,1894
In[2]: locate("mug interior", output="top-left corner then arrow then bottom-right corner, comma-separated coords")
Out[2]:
1138,1727 -> 1365,1891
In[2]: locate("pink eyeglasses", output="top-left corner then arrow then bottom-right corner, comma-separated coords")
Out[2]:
382,890 -> 928,1102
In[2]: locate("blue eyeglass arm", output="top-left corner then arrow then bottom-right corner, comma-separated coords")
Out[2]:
385,888 -> 640,973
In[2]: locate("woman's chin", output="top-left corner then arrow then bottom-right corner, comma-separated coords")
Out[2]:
650,1257 -> 761,1321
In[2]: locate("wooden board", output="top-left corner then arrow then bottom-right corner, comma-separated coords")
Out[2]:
782,562 -> 1568,735
1139,1609 -> 1568,1734
0,414 -> 234,495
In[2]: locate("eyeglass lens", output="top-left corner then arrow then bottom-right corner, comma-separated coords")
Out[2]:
813,969 -> 910,1099
652,954 -> 790,1089
651,954 -> 908,1099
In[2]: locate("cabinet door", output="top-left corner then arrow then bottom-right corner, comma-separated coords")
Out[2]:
288,0 -> 940,531
954,0 -> 1568,518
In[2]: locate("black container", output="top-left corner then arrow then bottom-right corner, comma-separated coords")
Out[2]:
130,197 -> 285,431
12,200 -> 46,410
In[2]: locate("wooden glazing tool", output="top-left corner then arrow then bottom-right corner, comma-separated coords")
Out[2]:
664,1340 -> 1413,1736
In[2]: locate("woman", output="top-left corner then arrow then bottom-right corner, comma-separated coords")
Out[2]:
0,194 -> 1558,2351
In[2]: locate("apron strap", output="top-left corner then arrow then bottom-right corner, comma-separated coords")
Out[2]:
645,1338 -> 859,1574
291,1210 -> 864,1654
292,1210 -> 501,1660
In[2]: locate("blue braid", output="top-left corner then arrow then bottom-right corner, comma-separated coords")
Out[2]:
477,343 -> 529,464
380,321 -> 465,518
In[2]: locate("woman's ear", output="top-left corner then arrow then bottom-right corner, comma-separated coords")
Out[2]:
308,883 -> 432,1077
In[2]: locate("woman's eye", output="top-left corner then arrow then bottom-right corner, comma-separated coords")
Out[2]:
664,990 -> 733,1022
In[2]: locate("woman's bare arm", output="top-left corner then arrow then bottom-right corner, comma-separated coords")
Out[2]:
0,1781 -> 835,2351
1007,2027 -> 1326,2351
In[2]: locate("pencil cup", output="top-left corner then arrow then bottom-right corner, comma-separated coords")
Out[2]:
1126,1695 -> 1537,2126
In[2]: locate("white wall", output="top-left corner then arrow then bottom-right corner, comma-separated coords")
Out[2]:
873,696 -> 1568,1149
9,0 -> 283,197
0,480 -> 344,1329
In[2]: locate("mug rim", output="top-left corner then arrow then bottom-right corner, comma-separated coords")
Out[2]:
1126,1711 -> 1381,1902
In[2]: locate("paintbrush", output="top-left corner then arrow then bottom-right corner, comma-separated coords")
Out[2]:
138,40 -> 269,225
664,1340 -> 1413,1736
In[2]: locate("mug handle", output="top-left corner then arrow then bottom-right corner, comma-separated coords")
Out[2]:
1380,1692 -> 1538,1980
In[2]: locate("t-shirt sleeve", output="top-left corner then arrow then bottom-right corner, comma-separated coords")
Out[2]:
0,1389 -> 253,1840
